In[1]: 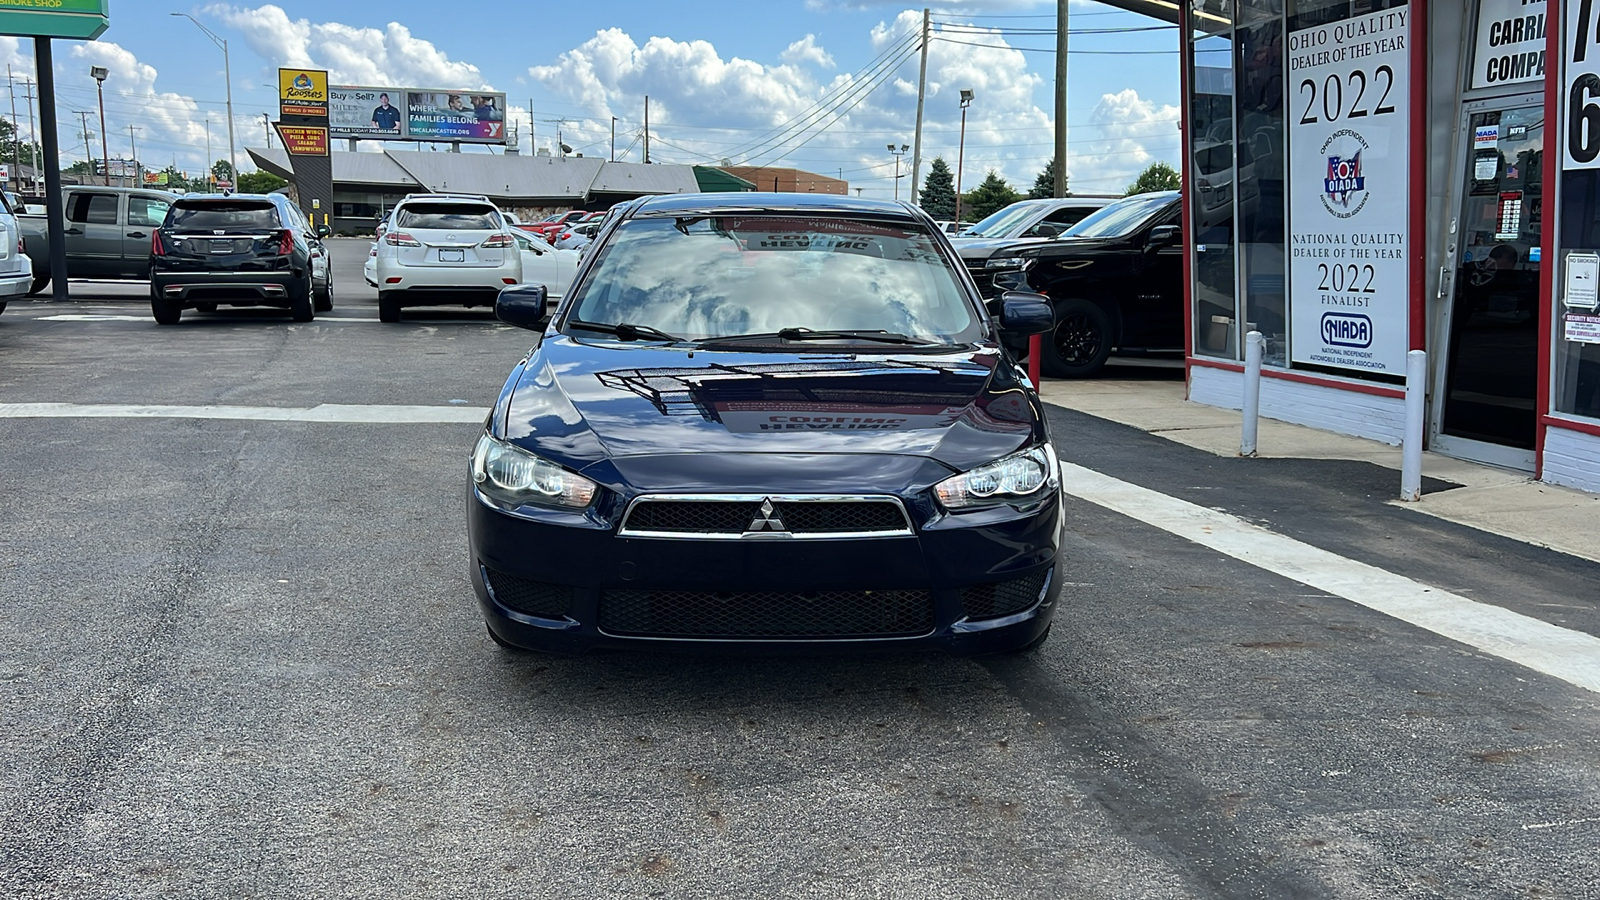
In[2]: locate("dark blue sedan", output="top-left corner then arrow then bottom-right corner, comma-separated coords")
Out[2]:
468,192 -> 1062,654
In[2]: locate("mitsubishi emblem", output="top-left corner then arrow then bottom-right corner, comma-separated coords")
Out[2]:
746,498 -> 787,534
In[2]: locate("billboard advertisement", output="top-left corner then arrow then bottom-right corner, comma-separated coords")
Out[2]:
327,85 -> 507,144
278,68 -> 329,118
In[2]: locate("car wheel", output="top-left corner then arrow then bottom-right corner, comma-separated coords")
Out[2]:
289,279 -> 315,323
150,289 -> 181,325
1041,297 -> 1113,378
27,275 -> 48,297
195,302 -> 218,313
378,291 -> 401,323
314,275 -> 333,312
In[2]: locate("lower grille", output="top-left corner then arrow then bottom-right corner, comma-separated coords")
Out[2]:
483,567 -> 572,618
599,588 -> 934,639
960,570 -> 1051,620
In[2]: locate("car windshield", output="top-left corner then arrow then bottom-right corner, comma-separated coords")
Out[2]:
166,201 -> 279,232
1062,193 -> 1175,239
961,202 -> 1044,238
565,215 -> 981,344
395,203 -> 499,230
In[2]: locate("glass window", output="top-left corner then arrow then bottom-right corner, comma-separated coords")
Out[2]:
166,200 -> 281,232
958,201 -> 1041,239
1191,31 -> 1239,358
1064,192 -> 1178,238
127,195 -> 171,228
1557,170 -> 1600,420
1236,18 -> 1287,366
395,203 -> 499,230
67,193 -> 119,225
567,216 -> 981,344
1040,206 -> 1096,227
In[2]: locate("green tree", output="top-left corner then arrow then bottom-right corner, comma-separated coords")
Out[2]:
1028,157 -> 1060,199
237,170 -> 288,194
960,170 -> 1019,222
1125,160 -> 1181,196
212,159 -> 236,184
918,156 -> 956,220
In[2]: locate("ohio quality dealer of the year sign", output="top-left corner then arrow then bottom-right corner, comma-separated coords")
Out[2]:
1288,7 -> 1411,376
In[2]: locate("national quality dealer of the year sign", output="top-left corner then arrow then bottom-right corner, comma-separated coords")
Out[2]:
1287,7 -> 1411,376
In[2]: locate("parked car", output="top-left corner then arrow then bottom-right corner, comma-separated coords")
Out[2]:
18,185 -> 178,295
372,193 -> 522,323
525,209 -> 592,240
468,192 -> 1062,655
148,193 -> 333,325
953,197 -> 1113,242
553,221 -> 600,250
986,190 -> 1184,378
0,190 -> 34,315
507,228 -> 580,299
932,220 -> 969,236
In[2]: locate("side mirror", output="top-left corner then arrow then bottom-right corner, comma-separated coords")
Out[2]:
314,224 -> 331,238
1148,224 -> 1181,245
1028,222 -> 1064,238
997,291 -> 1055,336
496,284 -> 550,330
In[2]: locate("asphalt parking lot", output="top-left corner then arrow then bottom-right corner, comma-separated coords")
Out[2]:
2,239 -> 1598,899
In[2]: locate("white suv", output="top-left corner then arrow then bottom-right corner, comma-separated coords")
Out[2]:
372,193 -> 522,323
0,192 -> 34,315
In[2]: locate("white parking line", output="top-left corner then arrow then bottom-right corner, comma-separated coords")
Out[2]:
1059,461 -> 1600,695
0,403 -> 489,424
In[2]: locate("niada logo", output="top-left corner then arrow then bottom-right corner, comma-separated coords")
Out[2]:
1319,128 -> 1372,219
1321,312 -> 1372,348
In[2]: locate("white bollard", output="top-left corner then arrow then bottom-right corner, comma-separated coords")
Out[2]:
1400,348 -> 1427,502
1240,330 -> 1263,458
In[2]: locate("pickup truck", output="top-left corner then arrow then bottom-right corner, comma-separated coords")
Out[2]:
17,186 -> 179,295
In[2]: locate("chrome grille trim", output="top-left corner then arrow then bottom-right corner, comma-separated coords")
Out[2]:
618,493 -> 915,540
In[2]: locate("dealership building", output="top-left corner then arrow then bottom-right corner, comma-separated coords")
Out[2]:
1143,0 -> 1599,492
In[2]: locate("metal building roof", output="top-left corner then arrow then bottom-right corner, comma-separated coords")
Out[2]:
247,147 -> 420,186
589,161 -> 699,195
385,150 -> 603,201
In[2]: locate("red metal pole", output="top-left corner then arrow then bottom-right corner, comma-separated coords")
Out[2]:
1028,334 -> 1042,387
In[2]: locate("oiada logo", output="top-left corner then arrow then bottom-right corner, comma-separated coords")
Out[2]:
1319,128 -> 1372,219
1321,312 -> 1373,348
293,73 -> 313,90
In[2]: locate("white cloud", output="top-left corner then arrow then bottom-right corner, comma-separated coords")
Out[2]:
782,35 -> 836,69
1070,88 -> 1180,193
208,3 -> 490,87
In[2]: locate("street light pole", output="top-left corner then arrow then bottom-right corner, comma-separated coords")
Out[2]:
172,13 -> 235,187
91,66 -> 109,185
955,89 -> 974,225
887,143 -> 908,202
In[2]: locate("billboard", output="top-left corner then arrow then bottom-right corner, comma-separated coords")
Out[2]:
327,85 -> 508,144
278,68 -> 329,118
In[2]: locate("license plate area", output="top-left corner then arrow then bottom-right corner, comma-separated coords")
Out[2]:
210,240 -> 235,254
438,248 -> 465,263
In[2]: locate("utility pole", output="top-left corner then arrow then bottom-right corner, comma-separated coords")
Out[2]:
610,116 -> 617,162
643,95 -> 650,164
261,113 -> 271,149
910,8 -> 930,206
204,117 -> 213,192
1054,0 -> 1069,197
76,110 -> 93,179
7,66 -> 19,192
128,124 -> 140,187
24,78 -> 38,193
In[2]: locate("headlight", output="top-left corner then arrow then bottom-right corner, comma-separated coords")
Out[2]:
934,444 -> 1058,510
471,434 -> 597,509
984,256 -> 1029,270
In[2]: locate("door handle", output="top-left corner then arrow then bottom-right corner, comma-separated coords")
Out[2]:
126,231 -> 146,238
64,228 -> 82,235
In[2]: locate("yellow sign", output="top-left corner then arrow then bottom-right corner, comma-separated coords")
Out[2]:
278,68 -> 328,118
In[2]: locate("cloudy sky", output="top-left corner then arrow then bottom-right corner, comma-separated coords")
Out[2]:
2,0 -> 1181,198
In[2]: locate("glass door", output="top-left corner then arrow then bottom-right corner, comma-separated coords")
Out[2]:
1435,102 -> 1543,469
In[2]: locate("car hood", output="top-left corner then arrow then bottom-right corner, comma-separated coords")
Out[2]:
499,335 -> 1043,482
951,235 -> 1052,259
1014,235 -> 1124,258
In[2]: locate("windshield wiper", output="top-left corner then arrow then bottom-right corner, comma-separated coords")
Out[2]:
567,320 -> 688,343
704,327 -> 938,347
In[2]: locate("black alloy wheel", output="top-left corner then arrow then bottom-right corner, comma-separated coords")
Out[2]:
150,286 -> 181,325
314,274 -> 333,312
289,279 -> 315,323
1041,297 -> 1113,379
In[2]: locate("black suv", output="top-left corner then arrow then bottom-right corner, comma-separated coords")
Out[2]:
149,194 -> 331,325
983,191 -> 1183,378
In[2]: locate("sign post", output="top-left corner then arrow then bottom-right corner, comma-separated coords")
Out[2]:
276,68 -> 333,228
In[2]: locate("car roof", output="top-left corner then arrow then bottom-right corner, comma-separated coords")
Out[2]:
631,191 -> 916,219
172,193 -> 279,203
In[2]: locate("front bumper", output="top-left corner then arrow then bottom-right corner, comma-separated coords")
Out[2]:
467,484 -> 1063,655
